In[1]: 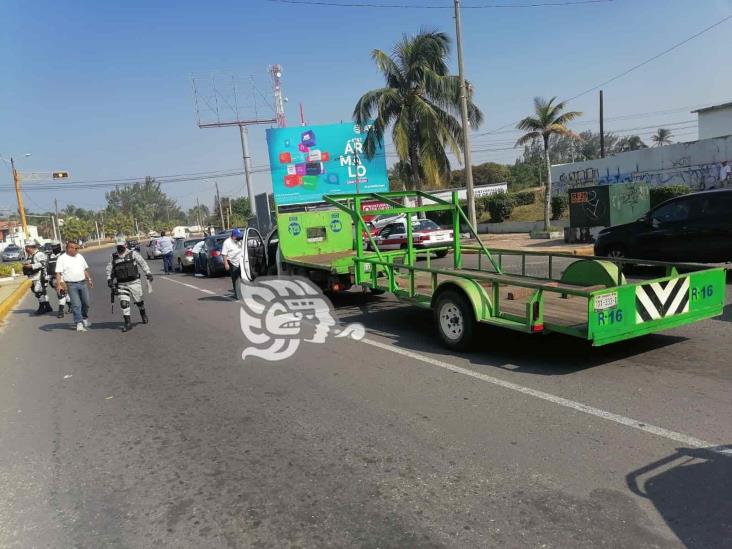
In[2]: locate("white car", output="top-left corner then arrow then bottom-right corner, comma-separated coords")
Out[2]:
141,238 -> 163,259
371,219 -> 453,257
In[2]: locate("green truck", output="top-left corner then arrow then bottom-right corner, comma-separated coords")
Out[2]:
239,190 -> 726,350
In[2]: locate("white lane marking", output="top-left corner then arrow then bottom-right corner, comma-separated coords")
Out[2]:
158,276 -> 730,456
360,337 -> 731,456
159,276 -> 217,295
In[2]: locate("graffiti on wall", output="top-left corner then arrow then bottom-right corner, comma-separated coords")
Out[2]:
555,161 -> 727,195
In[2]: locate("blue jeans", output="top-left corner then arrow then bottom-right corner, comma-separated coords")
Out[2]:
67,281 -> 90,324
163,252 -> 174,273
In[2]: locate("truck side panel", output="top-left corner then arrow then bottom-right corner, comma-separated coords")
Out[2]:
277,210 -> 353,259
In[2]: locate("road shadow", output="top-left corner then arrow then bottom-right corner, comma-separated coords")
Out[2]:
715,304 -> 731,323
198,295 -> 236,302
330,293 -> 686,376
626,446 -> 732,549
38,321 -> 123,332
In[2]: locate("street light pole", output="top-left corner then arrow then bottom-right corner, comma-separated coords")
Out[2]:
11,157 -> 29,239
454,0 -> 477,229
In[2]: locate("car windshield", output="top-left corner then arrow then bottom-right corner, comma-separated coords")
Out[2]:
184,239 -> 202,247
6,245 -> 20,251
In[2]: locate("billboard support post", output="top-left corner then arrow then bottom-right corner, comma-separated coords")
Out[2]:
239,125 -> 255,214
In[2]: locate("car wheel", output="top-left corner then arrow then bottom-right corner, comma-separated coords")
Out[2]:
206,261 -> 212,278
606,245 -> 626,259
434,289 -> 475,351
176,259 -> 182,272
434,250 -> 449,258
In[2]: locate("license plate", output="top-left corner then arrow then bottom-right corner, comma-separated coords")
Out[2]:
594,292 -> 617,311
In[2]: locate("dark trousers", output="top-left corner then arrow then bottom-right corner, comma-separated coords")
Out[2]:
163,252 -> 174,274
229,264 -> 240,298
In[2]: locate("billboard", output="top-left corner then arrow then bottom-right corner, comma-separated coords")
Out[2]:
266,122 -> 389,205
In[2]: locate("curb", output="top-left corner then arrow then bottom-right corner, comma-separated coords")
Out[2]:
463,246 -> 594,257
0,279 -> 31,324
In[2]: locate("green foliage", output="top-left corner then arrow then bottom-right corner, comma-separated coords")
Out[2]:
105,212 -> 134,236
510,190 -> 535,206
60,217 -> 93,242
509,159 -> 542,190
354,30 -> 483,191
650,185 -> 688,208
213,197 -> 251,229
0,262 -> 22,277
651,128 -> 673,147
105,177 -> 184,232
452,162 -> 511,187
484,193 -> 515,223
551,196 -> 568,220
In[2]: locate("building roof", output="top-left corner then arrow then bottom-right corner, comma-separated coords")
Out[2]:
691,101 -> 732,114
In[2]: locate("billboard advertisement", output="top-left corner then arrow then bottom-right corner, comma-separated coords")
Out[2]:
266,122 -> 389,205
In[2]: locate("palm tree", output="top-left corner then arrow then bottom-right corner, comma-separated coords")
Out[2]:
651,128 -> 673,147
516,97 -> 582,231
353,30 -> 483,195
616,135 -> 648,152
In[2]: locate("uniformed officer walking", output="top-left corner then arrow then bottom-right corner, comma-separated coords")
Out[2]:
106,238 -> 154,332
22,241 -> 52,315
46,243 -> 71,318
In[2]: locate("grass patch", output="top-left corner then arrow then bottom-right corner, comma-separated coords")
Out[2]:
0,262 -> 22,277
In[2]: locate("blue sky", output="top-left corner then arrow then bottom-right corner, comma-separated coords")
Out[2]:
1,0 -> 731,213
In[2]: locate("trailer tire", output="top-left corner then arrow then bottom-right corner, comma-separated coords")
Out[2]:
434,289 -> 475,351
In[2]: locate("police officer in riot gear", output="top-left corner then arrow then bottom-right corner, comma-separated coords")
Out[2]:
22,241 -> 52,315
46,243 -> 71,318
106,238 -> 154,332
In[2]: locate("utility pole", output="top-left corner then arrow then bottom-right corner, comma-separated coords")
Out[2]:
51,215 -> 58,242
95,219 -> 100,244
599,90 -> 605,159
454,0 -> 477,229
215,182 -> 225,230
54,198 -> 60,242
238,125 -> 255,214
11,157 -> 29,239
195,196 -> 202,228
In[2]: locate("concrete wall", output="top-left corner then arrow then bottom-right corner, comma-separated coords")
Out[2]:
699,107 -> 732,139
551,135 -> 732,195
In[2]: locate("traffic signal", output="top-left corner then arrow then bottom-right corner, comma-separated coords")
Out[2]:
52,171 -> 69,179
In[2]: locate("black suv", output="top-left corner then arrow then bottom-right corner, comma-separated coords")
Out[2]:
594,189 -> 732,263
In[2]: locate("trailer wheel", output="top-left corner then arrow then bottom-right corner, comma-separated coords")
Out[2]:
434,289 -> 475,351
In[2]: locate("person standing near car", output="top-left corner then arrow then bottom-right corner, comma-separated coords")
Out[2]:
158,231 -> 175,274
720,160 -> 731,187
22,241 -> 52,315
191,239 -> 206,277
221,228 -> 244,297
106,238 -> 153,333
55,240 -> 93,332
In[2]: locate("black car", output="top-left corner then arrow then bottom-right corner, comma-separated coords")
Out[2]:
594,189 -> 732,263
195,235 -> 229,277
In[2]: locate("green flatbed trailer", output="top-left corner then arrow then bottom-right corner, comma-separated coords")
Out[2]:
273,191 -> 726,349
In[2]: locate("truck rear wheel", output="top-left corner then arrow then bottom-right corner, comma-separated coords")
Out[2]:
434,289 -> 475,351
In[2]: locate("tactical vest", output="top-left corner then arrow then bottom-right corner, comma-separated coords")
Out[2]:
47,254 -> 59,276
24,252 -> 43,276
112,252 -> 139,283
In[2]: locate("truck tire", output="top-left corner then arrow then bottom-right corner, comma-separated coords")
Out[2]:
434,289 -> 475,351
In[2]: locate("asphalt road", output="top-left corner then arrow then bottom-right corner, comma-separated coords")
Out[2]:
0,248 -> 730,548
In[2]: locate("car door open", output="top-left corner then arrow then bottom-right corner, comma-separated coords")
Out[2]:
241,228 -> 267,282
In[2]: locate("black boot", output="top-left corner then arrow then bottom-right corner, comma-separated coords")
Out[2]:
43,302 -> 53,313
122,315 -> 133,332
57,305 -> 64,319
33,303 -> 46,315
140,309 -> 148,324
67,303 -> 72,313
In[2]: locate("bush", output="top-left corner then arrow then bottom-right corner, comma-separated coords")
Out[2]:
485,193 -> 515,223
551,196 -> 568,220
0,262 -> 22,278
650,185 -> 689,208
510,190 -> 536,206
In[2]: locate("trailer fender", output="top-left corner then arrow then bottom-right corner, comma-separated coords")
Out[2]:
560,259 -> 626,288
432,279 -> 492,320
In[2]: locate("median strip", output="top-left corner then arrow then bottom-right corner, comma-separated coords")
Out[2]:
0,279 -> 31,324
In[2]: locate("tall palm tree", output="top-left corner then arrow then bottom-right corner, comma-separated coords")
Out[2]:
651,128 -> 673,147
353,30 -> 483,194
516,97 -> 582,231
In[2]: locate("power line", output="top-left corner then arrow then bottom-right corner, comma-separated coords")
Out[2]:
478,14 -> 732,137
266,0 -> 613,8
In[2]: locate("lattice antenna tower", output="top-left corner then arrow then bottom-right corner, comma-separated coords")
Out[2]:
269,64 -> 287,128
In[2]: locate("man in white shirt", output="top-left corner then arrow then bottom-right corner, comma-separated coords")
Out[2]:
157,231 -> 175,274
192,239 -> 206,277
720,161 -> 731,187
221,228 -> 244,297
55,240 -> 94,332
